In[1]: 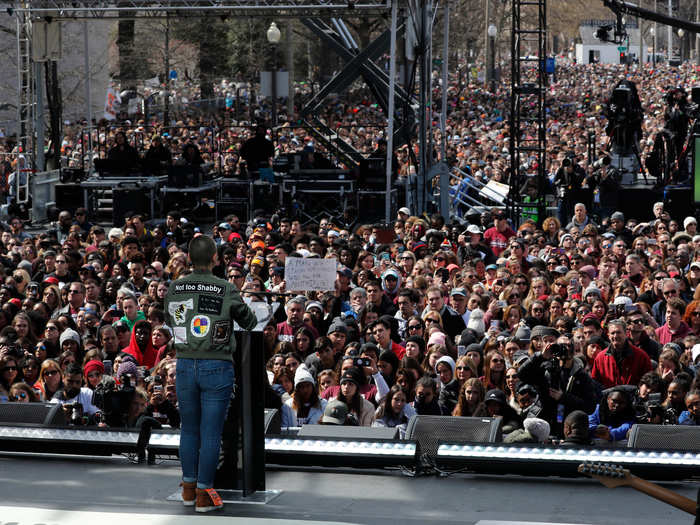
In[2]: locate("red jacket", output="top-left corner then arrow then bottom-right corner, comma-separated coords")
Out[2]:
591,341 -> 652,389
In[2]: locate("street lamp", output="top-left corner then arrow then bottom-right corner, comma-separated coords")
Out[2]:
266,21 -> 281,128
678,28 -> 685,63
649,26 -> 655,66
487,24 -> 497,92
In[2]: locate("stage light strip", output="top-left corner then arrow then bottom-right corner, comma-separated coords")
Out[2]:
149,432 -> 180,448
265,438 -> 417,457
436,444 -> 700,466
0,426 -> 138,444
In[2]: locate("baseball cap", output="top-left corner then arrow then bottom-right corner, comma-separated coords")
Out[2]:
450,287 -> 467,297
485,389 -> 506,405
611,211 -> 624,221
398,207 -> 411,216
684,216 -> 697,229
466,224 -> 482,235
321,399 -> 349,425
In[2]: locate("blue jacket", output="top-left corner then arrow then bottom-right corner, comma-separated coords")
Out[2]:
588,404 -> 634,441
678,410 -> 698,425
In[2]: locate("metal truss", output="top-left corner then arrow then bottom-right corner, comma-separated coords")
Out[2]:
3,0 -> 391,18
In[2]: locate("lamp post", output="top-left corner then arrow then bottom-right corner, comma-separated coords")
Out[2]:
487,24 -> 497,92
266,21 -> 281,128
650,26 -> 655,66
678,28 -> 685,63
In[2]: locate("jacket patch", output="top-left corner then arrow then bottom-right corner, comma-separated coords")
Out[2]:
168,299 -> 193,325
198,295 -> 223,315
173,282 -> 225,296
190,315 -> 211,337
212,320 -> 231,345
173,327 -> 187,344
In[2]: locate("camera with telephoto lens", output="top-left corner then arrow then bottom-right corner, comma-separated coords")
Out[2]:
92,373 -> 136,427
63,402 -> 85,426
635,392 -> 678,425
548,343 -> 568,358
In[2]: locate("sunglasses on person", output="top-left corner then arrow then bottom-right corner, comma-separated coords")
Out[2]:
10,392 -> 28,401
408,324 -> 421,330
44,369 -> 60,377
2,365 -> 18,372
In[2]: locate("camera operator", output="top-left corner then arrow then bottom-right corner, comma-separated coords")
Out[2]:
664,87 -> 690,158
553,153 -> 588,223
50,363 -> 100,425
589,155 -> 622,219
661,377 -> 691,424
517,330 -> 597,436
604,80 -> 643,154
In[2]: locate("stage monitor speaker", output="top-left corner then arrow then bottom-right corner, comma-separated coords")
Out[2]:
627,424 -> 700,451
55,183 -> 83,212
264,408 -> 281,435
405,415 -> 502,460
0,402 -> 66,426
297,424 -> 398,440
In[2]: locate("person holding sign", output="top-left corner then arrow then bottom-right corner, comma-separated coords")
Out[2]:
164,235 -> 256,513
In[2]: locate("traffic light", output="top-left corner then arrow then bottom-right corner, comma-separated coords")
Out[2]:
619,51 -> 626,64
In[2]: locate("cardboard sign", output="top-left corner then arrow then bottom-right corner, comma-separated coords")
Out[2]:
284,258 -> 337,291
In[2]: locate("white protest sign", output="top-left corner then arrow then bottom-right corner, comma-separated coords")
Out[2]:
284,258 -> 337,291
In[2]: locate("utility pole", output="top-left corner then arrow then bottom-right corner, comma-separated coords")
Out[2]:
653,0 -> 657,65
287,21 -> 294,119
668,0 -> 672,62
164,14 -> 170,127
83,20 -> 93,174
484,0 -> 491,87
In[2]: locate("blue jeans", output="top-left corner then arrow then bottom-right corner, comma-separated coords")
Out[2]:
176,359 -> 234,489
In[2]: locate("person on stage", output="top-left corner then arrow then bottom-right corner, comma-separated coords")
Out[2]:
165,235 -> 256,512
107,131 -> 140,173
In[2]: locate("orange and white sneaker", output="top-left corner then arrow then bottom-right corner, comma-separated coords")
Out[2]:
195,488 -> 224,513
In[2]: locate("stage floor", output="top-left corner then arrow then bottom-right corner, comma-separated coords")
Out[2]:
0,452 -> 696,525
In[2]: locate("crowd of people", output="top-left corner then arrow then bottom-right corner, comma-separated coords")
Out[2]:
0,61 -> 699,449
0,197 -> 698,446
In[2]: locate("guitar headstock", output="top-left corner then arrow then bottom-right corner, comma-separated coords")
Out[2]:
578,462 -> 632,488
